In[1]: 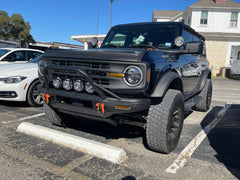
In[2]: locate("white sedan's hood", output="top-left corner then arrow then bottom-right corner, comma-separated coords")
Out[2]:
0,63 -> 38,77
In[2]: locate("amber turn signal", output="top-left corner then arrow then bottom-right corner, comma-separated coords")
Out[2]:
109,73 -> 125,78
115,106 -> 130,110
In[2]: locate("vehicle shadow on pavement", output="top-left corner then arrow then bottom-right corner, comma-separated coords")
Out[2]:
63,116 -> 145,141
201,104 -> 240,179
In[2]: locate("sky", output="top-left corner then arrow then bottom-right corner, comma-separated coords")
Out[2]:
1,0 -> 240,45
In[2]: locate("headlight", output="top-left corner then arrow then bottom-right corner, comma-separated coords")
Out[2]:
38,60 -> 47,76
123,66 -> 143,86
0,76 -> 27,84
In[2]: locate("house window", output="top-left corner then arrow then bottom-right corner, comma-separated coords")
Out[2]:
230,12 -> 238,27
200,11 -> 208,25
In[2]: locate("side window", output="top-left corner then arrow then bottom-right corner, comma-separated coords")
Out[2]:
29,51 -> 42,59
182,29 -> 193,45
193,35 -> 199,41
5,51 -> 27,62
237,51 -> 240,60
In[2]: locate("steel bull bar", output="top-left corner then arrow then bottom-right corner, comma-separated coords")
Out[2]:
40,65 -> 151,119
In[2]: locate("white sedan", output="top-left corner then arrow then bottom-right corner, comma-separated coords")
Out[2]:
0,48 -> 43,65
0,56 -> 43,107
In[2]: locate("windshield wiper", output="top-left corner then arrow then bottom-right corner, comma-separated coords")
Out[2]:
101,44 -> 119,48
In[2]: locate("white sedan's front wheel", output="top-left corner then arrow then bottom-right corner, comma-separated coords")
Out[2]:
27,80 -> 43,107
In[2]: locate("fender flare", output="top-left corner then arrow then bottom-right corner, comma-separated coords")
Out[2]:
151,71 -> 182,97
199,69 -> 211,91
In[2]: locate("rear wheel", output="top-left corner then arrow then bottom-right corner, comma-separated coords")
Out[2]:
195,79 -> 212,112
146,89 -> 184,154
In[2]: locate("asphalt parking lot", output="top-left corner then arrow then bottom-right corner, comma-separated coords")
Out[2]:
0,78 -> 239,180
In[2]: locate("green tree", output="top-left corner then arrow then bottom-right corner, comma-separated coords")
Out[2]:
0,10 -> 11,40
0,10 -> 35,46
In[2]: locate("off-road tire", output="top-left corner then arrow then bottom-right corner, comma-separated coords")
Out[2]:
195,79 -> 212,112
43,104 -> 65,126
27,80 -> 43,107
146,89 -> 184,154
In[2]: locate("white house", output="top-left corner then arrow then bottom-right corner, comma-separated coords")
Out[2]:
153,0 -> 240,76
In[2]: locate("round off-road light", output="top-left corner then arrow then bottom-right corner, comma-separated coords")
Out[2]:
174,36 -> 184,47
123,66 -> 143,86
53,77 -> 62,89
85,82 -> 95,94
74,80 -> 84,92
63,79 -> 73,91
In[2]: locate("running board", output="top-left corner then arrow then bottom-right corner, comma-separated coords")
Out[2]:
184,95 -> 203,111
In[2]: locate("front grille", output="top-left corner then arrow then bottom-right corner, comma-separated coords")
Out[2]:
50,59 -> 111,86
52,60 -> 110,70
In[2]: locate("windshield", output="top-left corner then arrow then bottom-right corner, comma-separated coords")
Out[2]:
102,24 -> 179,49
0,49 -> 10,57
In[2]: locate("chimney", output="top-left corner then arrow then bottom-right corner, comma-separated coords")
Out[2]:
214,0 -> 226,4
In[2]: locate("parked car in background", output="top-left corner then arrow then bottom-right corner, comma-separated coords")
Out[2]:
0,55 -> 43,107
231,47 -> 240,76
0,48 -> 43,65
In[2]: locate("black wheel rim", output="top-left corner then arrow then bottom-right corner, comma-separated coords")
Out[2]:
32,83 -> 43,105
167,104 -> 183,143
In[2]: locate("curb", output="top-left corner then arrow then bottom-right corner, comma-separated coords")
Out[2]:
17,122 -> 127,164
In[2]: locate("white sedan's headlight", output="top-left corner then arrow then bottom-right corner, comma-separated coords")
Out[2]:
0,76 -> 27,84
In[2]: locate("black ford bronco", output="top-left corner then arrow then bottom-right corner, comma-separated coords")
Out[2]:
38,22 -> 212,154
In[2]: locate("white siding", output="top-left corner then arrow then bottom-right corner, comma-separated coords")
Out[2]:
191,10 -> 240,33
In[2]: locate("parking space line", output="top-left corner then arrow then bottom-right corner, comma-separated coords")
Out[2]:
2,113 -> 45,124
165,103 -> 231,174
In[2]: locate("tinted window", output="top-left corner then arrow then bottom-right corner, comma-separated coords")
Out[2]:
5,51 -> 27,62
29,51 -> 42,59
182,30 -> 193,45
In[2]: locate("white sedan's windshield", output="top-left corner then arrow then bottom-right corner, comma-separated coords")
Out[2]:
0,49 -> 10,57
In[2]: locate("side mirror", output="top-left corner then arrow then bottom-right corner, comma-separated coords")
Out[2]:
185,41 -> 203,54
88,37 -> 98,49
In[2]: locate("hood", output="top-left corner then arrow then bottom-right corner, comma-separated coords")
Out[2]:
0,63 -> 37,77
42,48 -> 147,62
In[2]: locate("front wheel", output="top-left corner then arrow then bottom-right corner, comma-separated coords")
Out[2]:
146,89 -> 184,154
27,80 -> 43,107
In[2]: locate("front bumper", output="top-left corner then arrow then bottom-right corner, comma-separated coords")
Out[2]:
0,81 -> 28,101
41,88 -> 151,119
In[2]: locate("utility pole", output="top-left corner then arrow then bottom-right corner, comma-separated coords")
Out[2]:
97,8 -> 99,35
110,0 -> 114,28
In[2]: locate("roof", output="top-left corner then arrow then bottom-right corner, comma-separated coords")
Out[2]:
199,32 -> 240,40
0,48 -> 43,52
189,0 -> 240,9
152,10 -> 183,18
